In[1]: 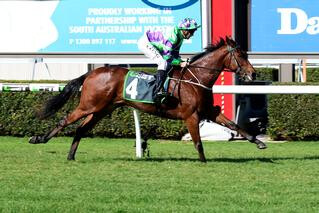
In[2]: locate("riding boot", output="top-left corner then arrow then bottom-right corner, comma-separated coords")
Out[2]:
154,70 -> 168,95
154,69 -> 169,104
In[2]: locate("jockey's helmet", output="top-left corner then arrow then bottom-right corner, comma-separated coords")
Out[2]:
178,18 -> 201,30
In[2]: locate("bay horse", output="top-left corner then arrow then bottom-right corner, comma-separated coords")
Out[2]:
29,37 -> 267,162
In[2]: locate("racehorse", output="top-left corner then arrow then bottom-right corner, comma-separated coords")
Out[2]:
29,37 -> 267,162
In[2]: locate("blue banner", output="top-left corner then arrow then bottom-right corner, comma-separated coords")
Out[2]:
251,0 -> 319,52
41,0 -> 202,53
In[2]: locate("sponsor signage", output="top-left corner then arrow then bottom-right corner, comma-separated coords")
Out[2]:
0,83 -> 64,92
251,0 -> 319,52
0,0 -> 204,54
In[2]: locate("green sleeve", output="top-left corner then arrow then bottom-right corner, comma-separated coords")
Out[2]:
171,58 -> 182,65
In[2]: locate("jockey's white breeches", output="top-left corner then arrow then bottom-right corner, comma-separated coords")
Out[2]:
137,33 -> 168,70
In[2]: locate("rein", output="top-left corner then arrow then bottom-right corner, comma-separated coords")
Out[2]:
187,64 -> 222,72
168,67 -> 213,91
168,45 -> 242,91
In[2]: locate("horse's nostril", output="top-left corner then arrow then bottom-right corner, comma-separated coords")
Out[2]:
245,75 -> 252,82
252,73 -> 256,80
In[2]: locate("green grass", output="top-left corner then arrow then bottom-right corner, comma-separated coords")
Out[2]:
0,137 -> 319,212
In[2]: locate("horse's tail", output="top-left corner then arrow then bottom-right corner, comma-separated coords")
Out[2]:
37,71 -> 90,119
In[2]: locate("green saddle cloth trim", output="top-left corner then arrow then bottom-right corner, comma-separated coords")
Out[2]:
163,78 -> 170,92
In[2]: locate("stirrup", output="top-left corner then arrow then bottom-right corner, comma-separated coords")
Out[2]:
160,96 -> 169,104
154,91 -> 169,104
156,90 -> 168,96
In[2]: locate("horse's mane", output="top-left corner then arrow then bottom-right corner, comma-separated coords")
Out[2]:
190,38 -> 226,63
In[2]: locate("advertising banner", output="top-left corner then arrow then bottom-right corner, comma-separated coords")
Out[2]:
211,0 -> 234,121
0,0 -> 203,53
251,0 -> 319,52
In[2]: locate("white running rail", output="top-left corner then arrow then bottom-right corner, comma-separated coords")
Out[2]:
212,85 -> 319,94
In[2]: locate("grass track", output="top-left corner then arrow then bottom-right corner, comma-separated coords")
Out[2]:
0,137 -> 319,212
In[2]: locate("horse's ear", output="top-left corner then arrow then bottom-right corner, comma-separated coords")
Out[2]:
226,36 -> 231,43
226,36 -> 236,46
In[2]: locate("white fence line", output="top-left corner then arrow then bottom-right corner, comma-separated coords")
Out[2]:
1,57 -> 319,65
0,83 -> 64,92
212,85 -> 319,94
1,83 -> 319,94
248,59 -> 319,65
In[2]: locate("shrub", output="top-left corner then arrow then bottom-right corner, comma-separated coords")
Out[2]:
267,83 -> 319,140
0,92 -> 187,139
307,68 -> 319,82
255,68 -> 278,81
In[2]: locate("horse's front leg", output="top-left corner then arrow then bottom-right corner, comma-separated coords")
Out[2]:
67,114 -> 94,160
214,113 -> 267,149
185,114 -> 207,162
67,110 -> 106,160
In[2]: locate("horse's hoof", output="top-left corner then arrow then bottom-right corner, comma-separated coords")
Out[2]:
29,136 -> 46,144
67,157 -> 75,161
199,157 -> 207,163
29,136 -> 39,144
257,143 -> 267,149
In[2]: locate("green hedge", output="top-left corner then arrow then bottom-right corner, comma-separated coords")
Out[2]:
254,68 -> 319,140
255,68 -> 278,81
0,92 -> 187,139
1,68 -> 319,141
267,83 -> 319,141
255,68 -> 319,82
307,68 -> 319,82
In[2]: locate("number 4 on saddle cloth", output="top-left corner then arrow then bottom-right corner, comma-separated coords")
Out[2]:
123,70 -> 170,104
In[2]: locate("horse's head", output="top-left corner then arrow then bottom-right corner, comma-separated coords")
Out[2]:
223,36 -> 256,82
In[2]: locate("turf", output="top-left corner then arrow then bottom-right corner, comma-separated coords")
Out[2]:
0,137 -> 319,212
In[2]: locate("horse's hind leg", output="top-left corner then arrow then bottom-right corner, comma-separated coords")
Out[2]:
67,111 -> 106,160
185,113 -> 207,162
214,113 -> 267,149
29,107 -> 89,144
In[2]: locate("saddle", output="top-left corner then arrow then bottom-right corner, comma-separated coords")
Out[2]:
123,70 -> 170,104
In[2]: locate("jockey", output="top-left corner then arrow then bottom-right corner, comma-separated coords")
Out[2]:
137,18 -> 200,101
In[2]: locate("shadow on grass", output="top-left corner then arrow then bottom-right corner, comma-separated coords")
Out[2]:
43,150 -> 319,164
110,155 -> 319,163
46,151 -> 88,155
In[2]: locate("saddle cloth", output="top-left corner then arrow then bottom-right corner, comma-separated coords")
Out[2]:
123,70 -> 160,103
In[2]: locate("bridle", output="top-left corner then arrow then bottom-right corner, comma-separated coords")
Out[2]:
188,45 -> 243,75
225,45 -> 242,75
168,45 -> 247,91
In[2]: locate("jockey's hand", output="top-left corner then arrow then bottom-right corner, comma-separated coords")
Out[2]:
180,61 -> 188,67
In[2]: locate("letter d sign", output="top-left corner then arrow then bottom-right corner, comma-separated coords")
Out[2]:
277,8 -> 308,34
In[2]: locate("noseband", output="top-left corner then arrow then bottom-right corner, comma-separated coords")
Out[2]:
225,45 -> 242,75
